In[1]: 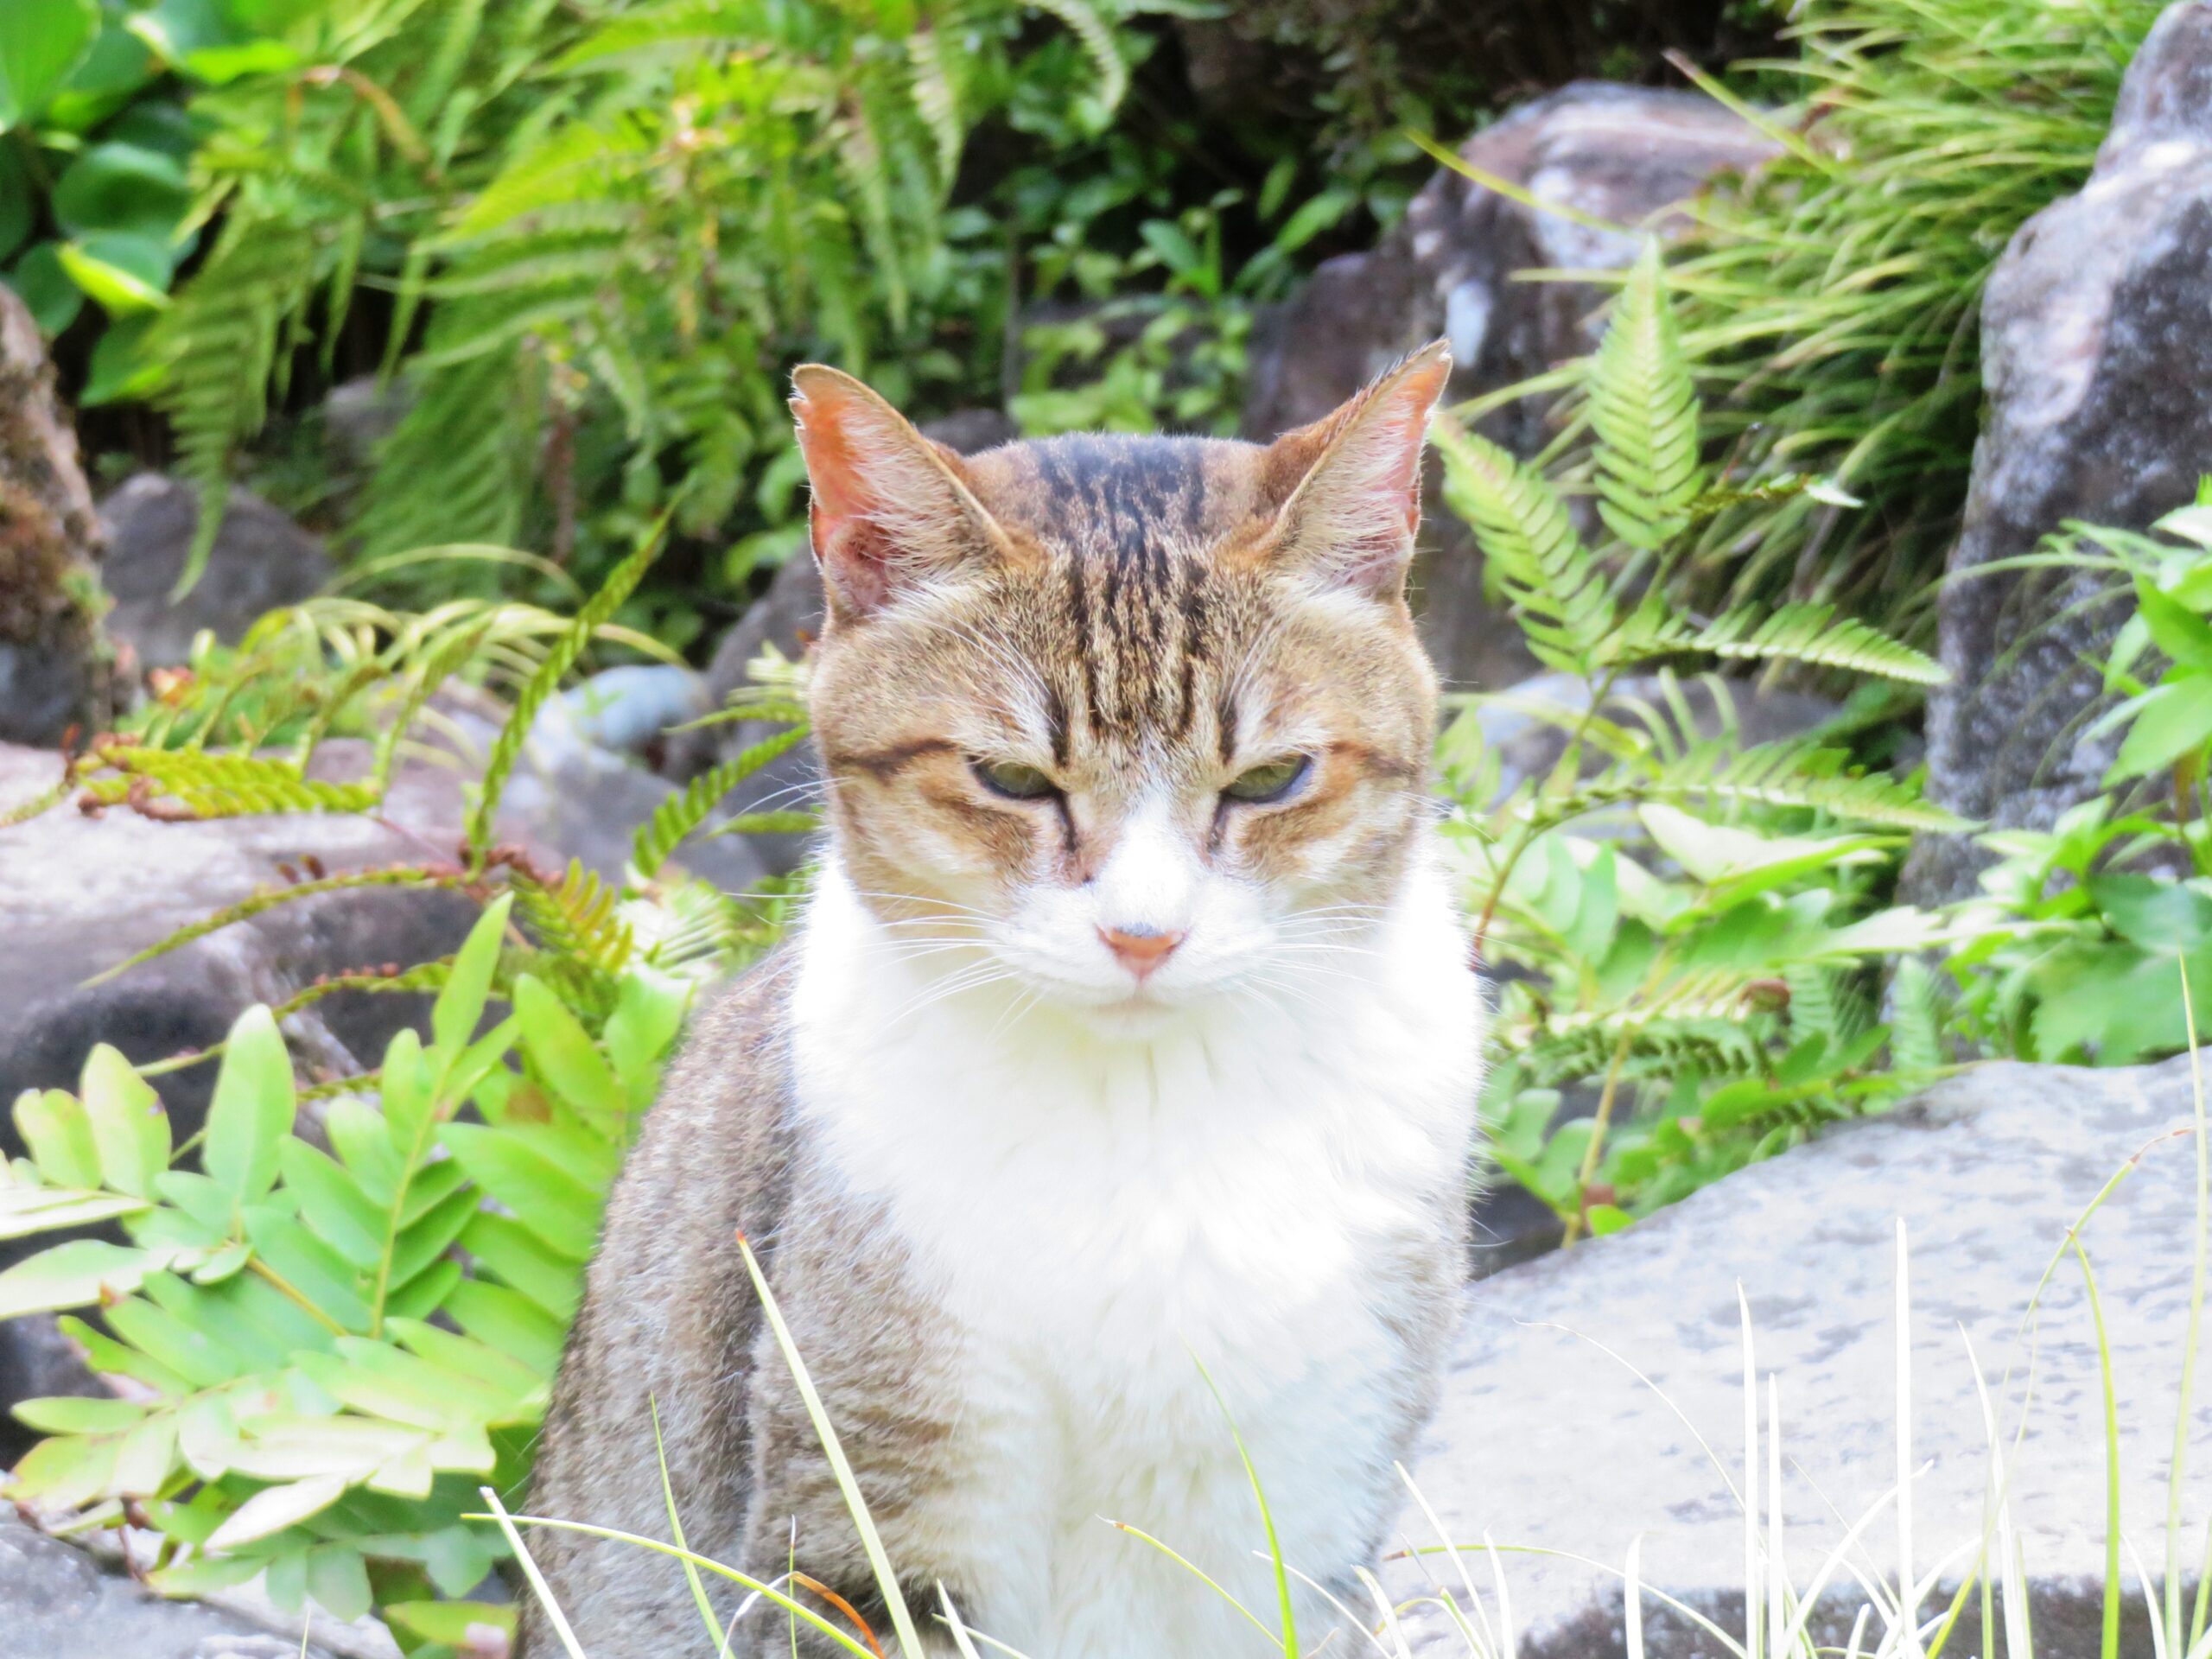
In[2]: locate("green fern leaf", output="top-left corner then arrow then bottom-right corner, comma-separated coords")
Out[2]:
906,24 -> 963,186
467,527 -> 664,859
82,869 -> 461,988
149,218 -> 316,598
632,723 -> 810,880
1887,956 -> 1947,1076
1433,418 -> 1618,673
1024,0 -> 1128,108
81,751 -> 381,821
1615,601 -> 1945,684
1587,240 -> 1700,553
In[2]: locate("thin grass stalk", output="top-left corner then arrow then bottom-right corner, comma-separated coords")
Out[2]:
738,1232 -> 929,1658
1625,1533 -> 1646,1659
2168,964 -> 2208,1649
1898,1219 -> 1921,1659
1744,1284 -> 1764,1659
1769,1375 -> 1788,1657
2074,1237 -> 2125,1659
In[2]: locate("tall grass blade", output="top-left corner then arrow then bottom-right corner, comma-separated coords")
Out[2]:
1768,1374 -> 1787,1658
652,1396 -> 727,1653
2075,1237 -> 2124,1659
477,1485 -> 588,1659
2170,961 -> 2207,1650
1195,1356 -> 1301,1659
1898,1220 -> 1921,1659
1743,1285 -> 1763,1659
466,1510 -> 880,1657
738,1233 -> 928,1658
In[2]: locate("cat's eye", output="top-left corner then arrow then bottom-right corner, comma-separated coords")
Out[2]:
1224,754 -> 1312,804
971,759 -> 1059,801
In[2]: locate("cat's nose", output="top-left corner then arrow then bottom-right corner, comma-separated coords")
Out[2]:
1098,925 -> 1185,980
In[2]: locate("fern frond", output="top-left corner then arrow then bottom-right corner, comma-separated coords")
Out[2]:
836,94 -> 906,330
510,859 -> 633,980
1024,0 -> 1128,108
467,526 -> 663,858
80,750 -> 382,820
1433,419 -> 1618,673
906,24 -> 963,186
269,959 -> 454,1024
1649,738 -> 1966,830
1886,956 -> 1947,1075
1,779 -> 70,829
1587,240 -> 1700,552
149,217 -> 316,597
1514,1014 -> 1763,1090
1536,736 -> 1969,832
1613,601 -> 1945,684
358,343 -> 536,557
80,868 -> 461,988
632,723 -> 810,880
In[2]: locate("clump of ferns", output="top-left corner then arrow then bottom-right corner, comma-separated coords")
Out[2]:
1433,244 -> 1966,1233
20,531 -> 810,1081
142,0 -> 1147,599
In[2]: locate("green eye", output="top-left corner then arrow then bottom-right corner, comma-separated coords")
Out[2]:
972,759 -> 1058,800
1224,754 -> 1311,804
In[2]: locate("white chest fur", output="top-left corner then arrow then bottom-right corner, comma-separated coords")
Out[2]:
787,861 -> 1484,1656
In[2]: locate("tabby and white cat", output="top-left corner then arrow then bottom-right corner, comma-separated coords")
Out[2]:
520,343 -> 1484,1658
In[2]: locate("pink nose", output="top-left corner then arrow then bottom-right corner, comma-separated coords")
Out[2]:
1099,926 -> 1185,980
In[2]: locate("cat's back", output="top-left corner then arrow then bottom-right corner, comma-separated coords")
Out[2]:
518,951 -> 799,1656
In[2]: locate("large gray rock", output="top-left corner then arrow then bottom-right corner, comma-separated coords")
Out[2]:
100,475 -> 334,671
0,1508 -> 350,1659
1908,1 -> 2212,903
1244,84 -> 1777,694
0,726 -> 759,1132
0,285 -> 110,747
1390,1052 -> 2210,1656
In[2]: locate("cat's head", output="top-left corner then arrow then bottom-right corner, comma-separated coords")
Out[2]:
793,344 -> 1453,1026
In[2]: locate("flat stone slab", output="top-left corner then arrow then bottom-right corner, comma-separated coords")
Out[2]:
0,1507 -> 351,1659
1390,1053 -> 2211,1656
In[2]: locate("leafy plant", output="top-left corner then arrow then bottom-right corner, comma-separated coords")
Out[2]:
1433,243 -> 1962,1236
1013,162 -> 1359,437
1472,0 -> 2164,639
0,0 -> 238,404
1675,0 -> 2164,630
101,0 -> 1166,611
1940,495 -> 2212,1067
0,899 -> 683,1633
2,537 -> 810,1637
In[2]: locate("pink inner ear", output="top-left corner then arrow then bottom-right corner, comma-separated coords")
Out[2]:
795,386 -> 899,612
1313,351 -> 1451,594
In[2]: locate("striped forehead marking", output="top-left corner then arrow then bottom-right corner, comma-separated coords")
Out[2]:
1007,435 -> 1236,749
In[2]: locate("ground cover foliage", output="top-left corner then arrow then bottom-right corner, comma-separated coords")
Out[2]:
5,0 -> 2212,1643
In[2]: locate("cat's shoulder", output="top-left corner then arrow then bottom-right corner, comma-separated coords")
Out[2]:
632,946 -> 800,1157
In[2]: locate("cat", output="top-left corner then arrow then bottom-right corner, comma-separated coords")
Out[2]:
518,340 -> 1485,1659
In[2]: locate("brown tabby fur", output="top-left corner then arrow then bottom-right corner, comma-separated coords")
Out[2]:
520,342 -> 1458,1657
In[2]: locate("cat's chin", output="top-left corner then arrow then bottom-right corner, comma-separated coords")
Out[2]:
1068,988 -> 1188,1039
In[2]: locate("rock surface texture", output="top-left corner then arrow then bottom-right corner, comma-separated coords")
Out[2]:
99,475 -> 335,671
1243,84 -> 1776,692
0,1508 -> 352,1659
1390,1052 -> 2210,1656
0,284 -> 109,747
1909,0 -> 2212,902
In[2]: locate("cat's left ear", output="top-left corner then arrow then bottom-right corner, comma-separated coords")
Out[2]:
791,365 -> 1016,623
1253,340 -> 1452,601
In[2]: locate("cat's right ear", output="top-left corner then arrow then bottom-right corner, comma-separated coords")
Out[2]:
791,366 -> 1014,621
